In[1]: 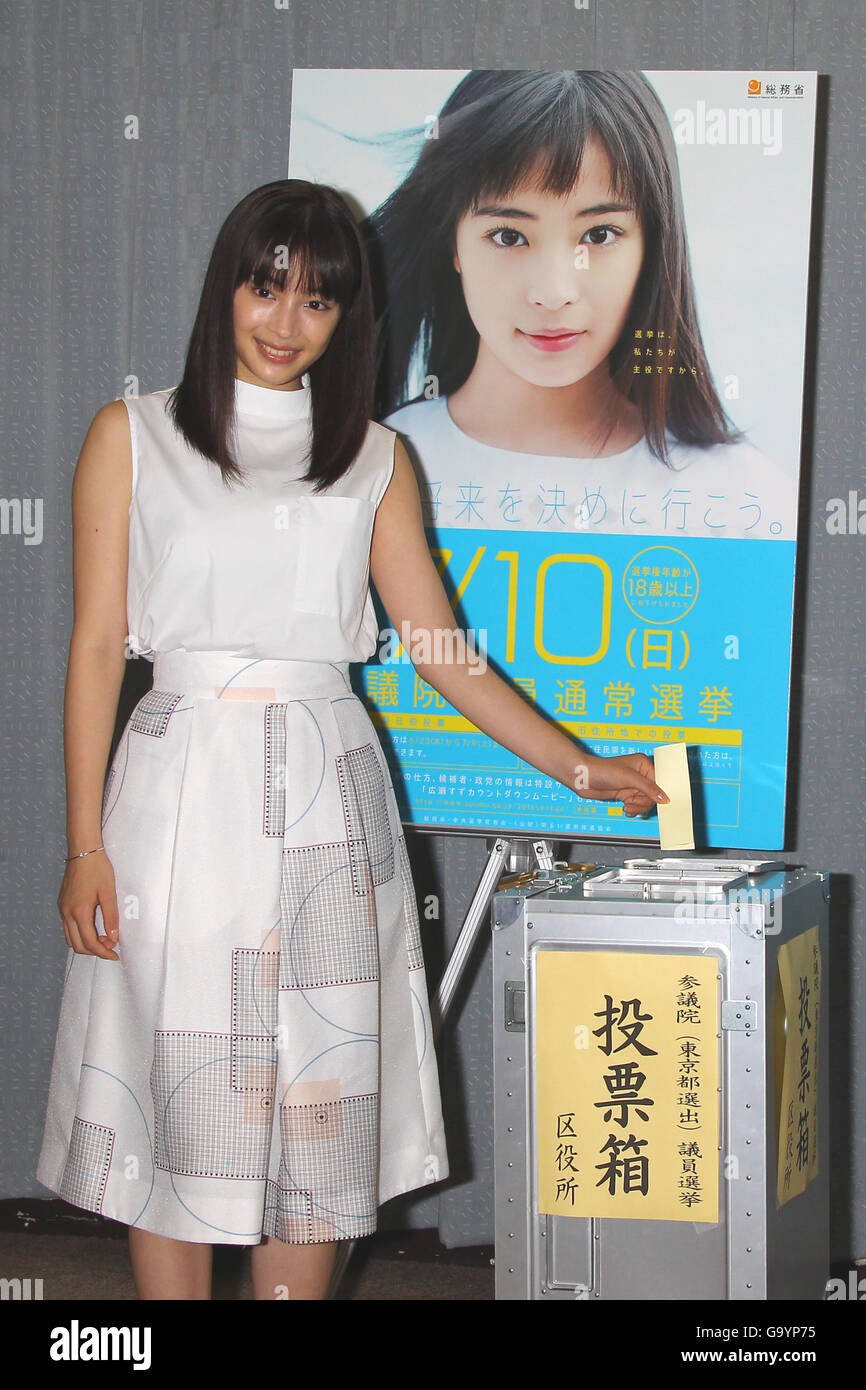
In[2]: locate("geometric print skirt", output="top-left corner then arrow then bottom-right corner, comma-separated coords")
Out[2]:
36,650 -> 449,1245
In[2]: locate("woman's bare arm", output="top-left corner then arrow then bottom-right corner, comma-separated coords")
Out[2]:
370,438 -> 669,817
59,400 -> 134,959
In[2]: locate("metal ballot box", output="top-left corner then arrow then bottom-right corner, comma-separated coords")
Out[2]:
491,858 -> 829,1301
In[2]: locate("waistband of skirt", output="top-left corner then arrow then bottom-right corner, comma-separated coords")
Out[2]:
151,650 -> 354,701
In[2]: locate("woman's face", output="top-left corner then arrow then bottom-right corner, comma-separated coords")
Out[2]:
233,274 -> 342,389
452,139 -> 644,390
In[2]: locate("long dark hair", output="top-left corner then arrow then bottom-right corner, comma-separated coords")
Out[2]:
169,180 -> 374,491
366,70 -> 742,466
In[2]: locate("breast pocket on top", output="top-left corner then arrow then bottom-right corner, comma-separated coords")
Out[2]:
292,493 -> 377,618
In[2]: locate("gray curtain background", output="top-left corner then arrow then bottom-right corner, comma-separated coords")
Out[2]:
1,0 -> 863,1258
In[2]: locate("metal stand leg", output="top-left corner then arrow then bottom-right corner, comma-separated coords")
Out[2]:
326,834 -> 558,1298
430,836 -> 513,1038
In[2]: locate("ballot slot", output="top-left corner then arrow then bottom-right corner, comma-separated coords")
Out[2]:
624,857 -> 785,875
582,857 -> 785,901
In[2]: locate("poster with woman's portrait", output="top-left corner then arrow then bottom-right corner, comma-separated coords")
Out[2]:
289,70 -> 817,850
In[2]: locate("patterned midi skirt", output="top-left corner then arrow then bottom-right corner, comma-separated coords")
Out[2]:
36,650 -> 448,1244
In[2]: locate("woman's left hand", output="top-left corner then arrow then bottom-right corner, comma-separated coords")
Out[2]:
576,753 -> 669,818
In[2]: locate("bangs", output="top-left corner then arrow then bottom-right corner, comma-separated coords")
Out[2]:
443,72 -> 655,225
237,211 -> 361,306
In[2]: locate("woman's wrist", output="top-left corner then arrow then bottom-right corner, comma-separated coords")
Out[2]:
563,748 -> 598,798
66,826 -> 105,856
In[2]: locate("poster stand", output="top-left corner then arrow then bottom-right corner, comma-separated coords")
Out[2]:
431,835 -> 558,1035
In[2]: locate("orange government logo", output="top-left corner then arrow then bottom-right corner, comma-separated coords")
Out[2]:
748,79 -> 762,96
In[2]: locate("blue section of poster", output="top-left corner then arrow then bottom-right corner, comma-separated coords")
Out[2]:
355,530 -> 796,848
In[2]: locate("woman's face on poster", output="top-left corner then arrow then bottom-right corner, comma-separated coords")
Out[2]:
451,138 -> 645,390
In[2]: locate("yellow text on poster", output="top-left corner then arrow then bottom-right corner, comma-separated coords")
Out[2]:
535,951 -> 720,1223
776,926 -> 821,1206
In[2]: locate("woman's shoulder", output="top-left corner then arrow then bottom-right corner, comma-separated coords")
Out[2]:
381,395 -> 448,441
661,432 -> 796,536
82,396 -> 152,455
355,417 -> 403,469
92,388 -> 176,438
333,417 -> 401,503
666,432 -> 783,474
365,416 -> 398,445
88,397 -> 131,430
119,386 -> 176,414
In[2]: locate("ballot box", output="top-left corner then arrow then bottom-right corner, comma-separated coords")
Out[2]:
491,857 -> 829,1301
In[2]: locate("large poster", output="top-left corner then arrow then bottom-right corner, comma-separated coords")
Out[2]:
289,70 -> 817,848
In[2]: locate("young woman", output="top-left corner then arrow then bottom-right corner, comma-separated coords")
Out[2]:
36,179 -> 667,1302
368,70 -> 794,541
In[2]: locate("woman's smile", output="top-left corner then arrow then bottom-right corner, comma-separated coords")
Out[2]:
254,339 -> 301,363
518,328 -> 587,353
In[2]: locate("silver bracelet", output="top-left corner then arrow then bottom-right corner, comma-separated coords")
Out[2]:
65,845 -> 106,862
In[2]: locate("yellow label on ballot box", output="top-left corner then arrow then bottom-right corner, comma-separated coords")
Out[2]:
776,926 -> 821,1207
535,951 -> 720,1222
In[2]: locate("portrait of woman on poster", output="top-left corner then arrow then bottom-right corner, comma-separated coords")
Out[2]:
367,69 -> 794,540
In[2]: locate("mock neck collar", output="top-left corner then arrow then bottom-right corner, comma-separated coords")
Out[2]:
234,372 -> 311,419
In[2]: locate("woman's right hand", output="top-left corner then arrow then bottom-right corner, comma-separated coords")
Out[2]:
58,853 -> 121,961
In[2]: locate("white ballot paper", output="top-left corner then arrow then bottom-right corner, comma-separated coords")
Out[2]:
653,742 -> 695,851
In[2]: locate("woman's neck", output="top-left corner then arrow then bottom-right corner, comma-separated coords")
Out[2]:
446,350 -> 644,458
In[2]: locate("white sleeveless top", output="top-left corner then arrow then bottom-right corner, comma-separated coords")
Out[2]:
124,374 -> 396,663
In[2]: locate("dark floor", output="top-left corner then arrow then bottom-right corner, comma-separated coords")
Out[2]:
0,1211 -> 494,1300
